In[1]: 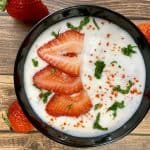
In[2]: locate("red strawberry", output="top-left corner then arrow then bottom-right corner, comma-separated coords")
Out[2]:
0,0 -> 49,22
138,22 -> 150,43
8,101 -> 34,132
38,30 -> 84,76
46,91 -> 92,117
33,65 -> 83,94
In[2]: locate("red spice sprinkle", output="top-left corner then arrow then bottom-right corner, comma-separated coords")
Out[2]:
106,42 -> 109,46
99,86 -> 102,89
106,33 -> 111,38
112,91 -> 118,97
64,122 -> 67,125
101,22 -> 104,25
101,94 -> 104,97
112,64 -> 115,67
95,94 -> 100,98
88,75 -> 92,80
109,96 -> 113,100
87,86 -> 91,90
111,74 -> 115,78
130,88 -> 142,95
50,118 -> 54,121
136,79 -> 139,83
89,60 -> 93,63
98,42 -> 101,45
92,27 -> 95,30
121,74 -> 125,79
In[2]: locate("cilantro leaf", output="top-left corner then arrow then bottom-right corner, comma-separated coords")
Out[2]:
51,31 -> 59,37
113,80 -> 133,94
2,112 -> 11,127
67,16 -> 90,30
32,59 -> 38,67
93,18 -> 100,30
94,60 -> 106,79
93,113 -> 108,130
107,101 -> 125,118
122,44 -> 136,56
94,103 -> 100,110
39,91 -> 51,103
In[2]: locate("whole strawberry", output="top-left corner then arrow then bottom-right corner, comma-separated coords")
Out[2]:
8,101 -> 34,132
0,0 -> 49,22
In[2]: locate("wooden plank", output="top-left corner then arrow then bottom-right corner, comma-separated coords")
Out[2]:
0,133 -> 149,150
1,0 -> 150,19
23,0 -> 150,19
0,18 -> 149,74
0,75 -> 150,134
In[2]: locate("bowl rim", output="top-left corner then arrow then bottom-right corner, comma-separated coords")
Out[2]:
14,5 -> 150,147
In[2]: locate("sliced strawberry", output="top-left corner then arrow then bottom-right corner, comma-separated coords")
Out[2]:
38,30 -> 84,76
8,101 -> 33,132
33,65 -> 83,94
46,91 -> 92,117
138,22 -> 150,43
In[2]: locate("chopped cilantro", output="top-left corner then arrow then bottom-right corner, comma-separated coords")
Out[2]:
67,16 -> 90,30
66,104 -> 73,111
51,31 -> 59,37
93,113 -> 108,130
39,91 -> 51,103
113,80 -> 133,94
122,44 -> 136,56
107,101 -> 125,118
2,112 -> 10,127
93,18 -> 100,30
32,59 -> 38,67
94,60 -> 106,79
94,103 -> 100,110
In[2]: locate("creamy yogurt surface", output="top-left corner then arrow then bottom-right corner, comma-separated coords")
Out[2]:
24,17 -> 145,137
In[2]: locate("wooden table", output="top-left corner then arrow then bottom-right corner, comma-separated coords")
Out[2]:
0,0 -> 150,149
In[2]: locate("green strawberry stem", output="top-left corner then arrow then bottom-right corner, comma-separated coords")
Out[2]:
0,0 -> 7,11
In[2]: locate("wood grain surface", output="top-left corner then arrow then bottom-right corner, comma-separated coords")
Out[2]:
0,0 -> 150,149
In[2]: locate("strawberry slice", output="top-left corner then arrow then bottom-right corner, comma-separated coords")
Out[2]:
33,65 -> 83,94
38,30 -> 84,76
46,91 -> 92,117
138,22 -> 150,43
8,101 -> 33,132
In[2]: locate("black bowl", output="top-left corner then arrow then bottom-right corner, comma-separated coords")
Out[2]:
14,5 -> 150,147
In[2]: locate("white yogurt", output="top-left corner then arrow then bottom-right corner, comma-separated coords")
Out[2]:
24,17 -> 145,137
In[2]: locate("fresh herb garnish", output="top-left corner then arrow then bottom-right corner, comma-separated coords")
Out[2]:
67,16 -> 90,30
2,112 -> 10,127
94,103 -> 100,110
51,31 -> 59,37
39,91 -> 51,103
32,59 -> 38,67
93,113 -> 108,130
113,80 -> 133,94
66,104 -> 73,111
121,44 -> 136,56
50,68 -> 57,75
107,101 -> 125,118
93,18 -> 100,30
94,60 -> 106,79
